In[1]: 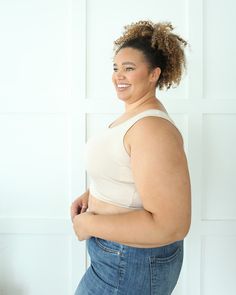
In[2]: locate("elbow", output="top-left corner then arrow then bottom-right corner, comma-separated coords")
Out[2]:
172,219 -> 191,241
153,217 -> 191,244
163,226 -> 190,244
174,226 -> 190,241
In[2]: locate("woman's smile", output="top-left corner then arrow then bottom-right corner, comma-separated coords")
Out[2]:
116,83 -> 131,91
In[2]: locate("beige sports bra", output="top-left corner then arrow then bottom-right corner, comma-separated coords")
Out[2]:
85,109 -> 176,209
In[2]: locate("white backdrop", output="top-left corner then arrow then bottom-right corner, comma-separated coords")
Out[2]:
0,0 -> 236,294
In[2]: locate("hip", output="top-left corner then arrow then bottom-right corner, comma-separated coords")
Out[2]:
82,237 -> 184,294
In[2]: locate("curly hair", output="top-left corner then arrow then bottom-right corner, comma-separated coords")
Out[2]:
114,20 -> 187,90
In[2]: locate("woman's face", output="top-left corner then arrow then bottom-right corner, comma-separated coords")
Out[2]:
112,47 -> 158,104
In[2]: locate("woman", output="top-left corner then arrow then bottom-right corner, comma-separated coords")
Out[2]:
71,20 -> 191,295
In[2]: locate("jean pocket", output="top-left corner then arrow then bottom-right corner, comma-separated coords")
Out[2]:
95,238 -> 122,256
155,246 -> 182,263
149,243 -> 183,295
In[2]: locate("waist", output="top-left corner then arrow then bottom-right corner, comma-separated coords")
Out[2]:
88,236 -> 184,252
89,181 -> 143,209
88,194 -> 176,248
88,193 -> 138,215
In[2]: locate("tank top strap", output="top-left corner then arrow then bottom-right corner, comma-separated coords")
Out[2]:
121,109 -> 176,132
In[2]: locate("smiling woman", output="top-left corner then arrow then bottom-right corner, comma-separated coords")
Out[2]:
112,48 -> 161,105
71,20 -> 191,295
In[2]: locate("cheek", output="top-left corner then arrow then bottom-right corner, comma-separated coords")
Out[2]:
112,73 -> 116,84
133,70 -> 149,84
134,77 -> 148,88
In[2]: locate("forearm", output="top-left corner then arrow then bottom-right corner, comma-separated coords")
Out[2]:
82,209 -> 181,246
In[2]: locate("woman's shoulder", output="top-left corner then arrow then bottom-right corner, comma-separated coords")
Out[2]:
126,113 -> 184,148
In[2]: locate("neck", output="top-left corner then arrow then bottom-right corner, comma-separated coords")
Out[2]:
125,93 -> 158,114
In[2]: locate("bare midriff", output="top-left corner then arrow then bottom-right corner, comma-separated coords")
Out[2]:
88,193 -> 161,248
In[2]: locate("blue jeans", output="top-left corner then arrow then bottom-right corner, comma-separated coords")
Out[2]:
75,237 -> 183,295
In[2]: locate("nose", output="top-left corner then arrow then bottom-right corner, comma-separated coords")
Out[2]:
114,69 -> 125,79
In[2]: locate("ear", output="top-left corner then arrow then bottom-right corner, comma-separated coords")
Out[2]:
149,67 -> 161,83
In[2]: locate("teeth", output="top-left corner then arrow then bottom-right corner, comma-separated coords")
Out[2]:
117,84 -> 130,88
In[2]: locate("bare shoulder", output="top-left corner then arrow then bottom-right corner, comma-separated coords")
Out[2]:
127,116 -> 184,148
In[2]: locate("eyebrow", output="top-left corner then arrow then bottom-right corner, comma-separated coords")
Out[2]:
113,62 -> 136,67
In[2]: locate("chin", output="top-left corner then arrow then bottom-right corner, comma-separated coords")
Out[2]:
116,93 -> 129,102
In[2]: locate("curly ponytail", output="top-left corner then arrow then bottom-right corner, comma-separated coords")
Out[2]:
114,20 -> 187,90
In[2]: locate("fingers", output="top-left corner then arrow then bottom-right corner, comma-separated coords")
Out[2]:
80,205 -> 88,213
70,208 -> 78,221
70,198 -> 88,221
70,190 -> 89,219
70,202 -> 80,221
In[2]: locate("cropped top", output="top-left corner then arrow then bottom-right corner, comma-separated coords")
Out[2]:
85,109 -> 176,209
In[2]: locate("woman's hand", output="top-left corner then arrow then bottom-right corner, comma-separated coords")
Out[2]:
70,190 -> 89,221
73,211 -> 94,241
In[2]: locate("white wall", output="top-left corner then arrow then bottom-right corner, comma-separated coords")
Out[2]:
0,0 -> 236,294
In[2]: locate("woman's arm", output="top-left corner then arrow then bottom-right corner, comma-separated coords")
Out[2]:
73,117 -> 191,245
73,208 -> 187,246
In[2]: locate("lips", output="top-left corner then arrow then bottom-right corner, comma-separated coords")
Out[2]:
116,83 -> 131,91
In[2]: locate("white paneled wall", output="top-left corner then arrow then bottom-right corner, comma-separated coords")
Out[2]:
0,0 -> 86,294
0,0 -> 236,294
0,114 -> 69,218
201,236 -> 236,295
0,235 -> 70,295
86,0 -> 188,101
202,115 -> 236,220
203,0 -> 236,100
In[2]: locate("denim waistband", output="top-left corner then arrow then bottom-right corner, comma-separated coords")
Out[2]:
89,237 -> 183,262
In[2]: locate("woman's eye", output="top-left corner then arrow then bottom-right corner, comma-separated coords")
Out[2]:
125,67 -> 134,71
113,67 -> 134,72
